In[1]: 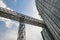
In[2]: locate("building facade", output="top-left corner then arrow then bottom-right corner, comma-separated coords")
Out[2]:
36,0 -> 60,40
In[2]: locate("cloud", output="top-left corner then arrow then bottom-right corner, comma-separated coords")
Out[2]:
0,17 -> 19,28
0,17 -> 12,28
0,18 -> 19,40
0,0 -> 15,28
0,0 -> 13,11
4,30 -> 18,40
0,27 -> 18,40
26,0 -> 43,20
0,0 -> 6,8
26,24 -> 43,40
0,17 -> 19,40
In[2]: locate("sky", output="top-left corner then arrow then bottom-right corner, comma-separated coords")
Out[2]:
0,0 -> 43,40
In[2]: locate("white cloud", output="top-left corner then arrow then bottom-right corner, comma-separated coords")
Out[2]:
0,28 -> 18,40
26,24 -> 43,40
0,17 -> 19,28
0,0 -> 13,11
27,0 -> 43,20
5,21 -> 13,28
0,18 -> 19,40
4,30 -> 18,40
0,0 -> 15,28
0,0 -> 6,8
0,17 -> 12,28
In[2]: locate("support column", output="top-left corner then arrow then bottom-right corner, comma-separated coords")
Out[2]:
17,17 -> 25,40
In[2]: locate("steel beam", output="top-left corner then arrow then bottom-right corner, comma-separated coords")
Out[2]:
17,19 -> 25,40
0,7 -> 45,27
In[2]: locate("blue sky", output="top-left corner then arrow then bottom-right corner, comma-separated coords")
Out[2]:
0,21 -> 7,32
3,0 -> 42,19
0,17 -> 19,40
3,0 -> 34,13
0,0 -> 43,40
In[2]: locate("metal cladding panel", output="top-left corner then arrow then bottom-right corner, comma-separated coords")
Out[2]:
17,23 -> 25,40
41,29 -> 54,40
36,0 -> 60,40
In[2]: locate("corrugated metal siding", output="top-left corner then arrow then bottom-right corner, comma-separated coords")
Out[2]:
41,29 -> 54,40
36,0 -> 60,40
